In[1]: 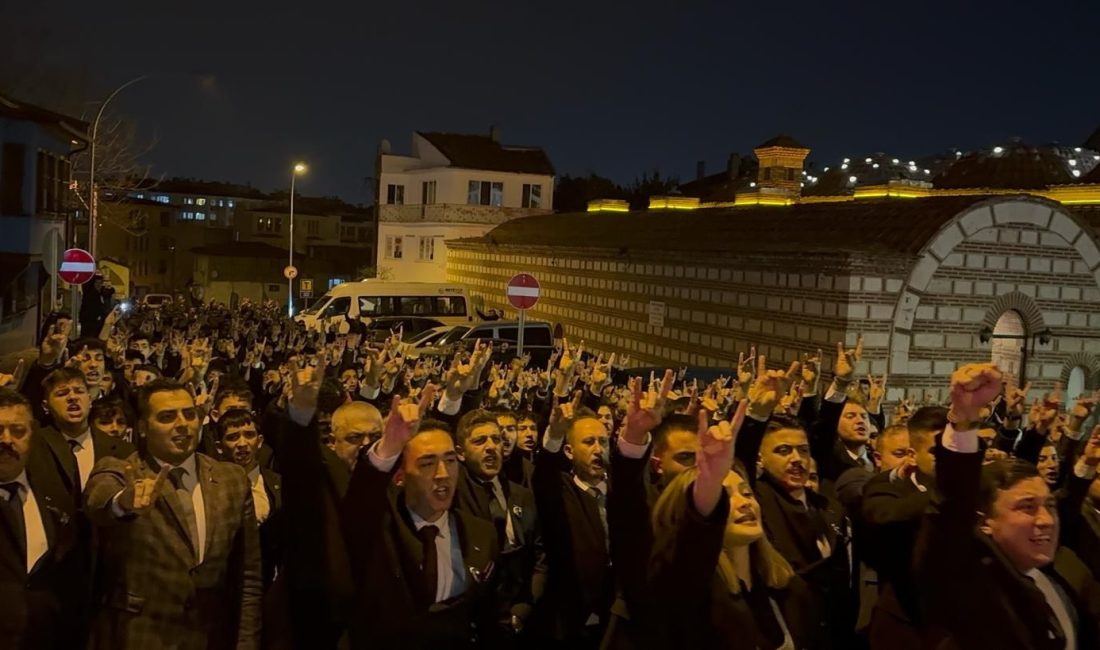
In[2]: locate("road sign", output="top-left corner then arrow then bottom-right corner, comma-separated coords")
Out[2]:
300,279 -> 313,292
283,265 -> 298,280
506,273 -> 540,310
300,290 -> 313,299
59,248 -> 97,285
648,301 -> 666,328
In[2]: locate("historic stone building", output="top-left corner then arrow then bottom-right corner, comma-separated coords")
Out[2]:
446,138 -> 1100,402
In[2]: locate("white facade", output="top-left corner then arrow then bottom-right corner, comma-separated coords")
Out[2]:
377,132 -> 554,282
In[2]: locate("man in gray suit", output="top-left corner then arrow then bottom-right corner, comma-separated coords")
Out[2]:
85,379 -> 261,650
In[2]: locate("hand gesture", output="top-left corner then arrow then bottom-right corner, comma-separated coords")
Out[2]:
1028,399 -> 1060,434
868,372 -> 888,411
118,463 -> 171,515
288,355 -> 324,420
623,369 -> 674,444
1005,382 -> 1031,419
548,390 -> 584,444
1081,426 -> 1100,467
40,323 -> 70,366
1069,392 -> 1099,423
835,336 -> 864,383
801,349 -> 822,393
693,400 -> 748,517
0,359 -> 25,388
948,363 -> 1003,427
378,387 -> 437,458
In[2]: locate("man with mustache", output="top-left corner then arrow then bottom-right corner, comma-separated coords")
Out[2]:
454,409 -> 545,643
83,379 -> 261,649
38,368 -> 133,495
0,388 -> 91,649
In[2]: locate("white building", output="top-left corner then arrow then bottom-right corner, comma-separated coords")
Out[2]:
376,129 -> 554,282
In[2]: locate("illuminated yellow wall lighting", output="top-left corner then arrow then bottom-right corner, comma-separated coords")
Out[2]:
648,196 -> 700,210
587,199 -> 630,213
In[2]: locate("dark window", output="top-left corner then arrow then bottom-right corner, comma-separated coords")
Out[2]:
524,327 -> 552,346
1,143 -> 26,214
521,183 -> 542,208
386,184 -> 404,205
321,297 -> 351,318
467,181 -> 503,206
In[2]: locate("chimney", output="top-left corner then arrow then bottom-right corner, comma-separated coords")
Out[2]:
489,125 -> 501,143
727,153 -> 741,180
696,160 -> 706,181
753,135 -> 810,196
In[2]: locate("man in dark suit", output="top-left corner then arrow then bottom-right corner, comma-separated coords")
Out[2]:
532,400 -> 614,648
917,363 -> 1099,650
0,388 -> 89,649
84,379 -> 261,649
37,367 -> 134,496
861,407 -> 945,650
453,409 -> 546,642
216,408 -> 282,591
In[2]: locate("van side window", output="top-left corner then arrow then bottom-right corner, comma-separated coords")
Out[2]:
435,296 -> 467,316
322,297 -> 351,318
497,327 -> 518,342
525,327 -> 552,346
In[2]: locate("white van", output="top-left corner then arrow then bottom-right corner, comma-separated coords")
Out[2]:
295,281 -> 474,332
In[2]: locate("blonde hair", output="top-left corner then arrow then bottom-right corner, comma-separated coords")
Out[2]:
652,467 -> 795,595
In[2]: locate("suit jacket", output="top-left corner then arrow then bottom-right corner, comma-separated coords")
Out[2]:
647,489 -> 824,650
531,445 -> 614,641
916,445 -> 1100,650
340,454 -> 500,649
258,467 -> 283,590
860,469 -> 932,649
454,466 -> 546,630
84,452 -> 262,650
37,425 -> 134,495
0,447 -> 88,649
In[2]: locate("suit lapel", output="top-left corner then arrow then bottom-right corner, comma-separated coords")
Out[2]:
40,428 -> 78,491
261,468 -> 282,512
197,454 -> 218,561
146,457 -> 199,562
455,511 -> 493,586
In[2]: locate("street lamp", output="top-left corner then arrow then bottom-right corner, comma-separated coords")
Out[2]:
88,75 -> 149,257
288,162 -> 307,317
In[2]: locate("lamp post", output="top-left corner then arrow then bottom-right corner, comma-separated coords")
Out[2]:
288,162 -> 307,317
88,75 -> 148,257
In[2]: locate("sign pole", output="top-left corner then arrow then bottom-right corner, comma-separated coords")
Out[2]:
517,308 -> 526,359
70,284 -> 78,326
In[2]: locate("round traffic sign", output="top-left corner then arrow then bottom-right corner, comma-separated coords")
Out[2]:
58,248 -> 97,285
506,273 -> 540,310
284,265 -> 298,280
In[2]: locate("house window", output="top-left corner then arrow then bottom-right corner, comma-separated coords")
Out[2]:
227,200 -> 235,208
357,227 -> 368,242
422,180 -> 437,205
257,216 -> 281,232
152,195 -> 170,204
467,180 -> 503,206
386,236 -> 403,259
180,211 -> 194,220
522,183 -> 542,208
194,212 -> 206,221
184,197 -> 194,205
418,236 -> 435,261
386,184 -> 405,205
196,197 -> 207,206
307,220 -> 320,236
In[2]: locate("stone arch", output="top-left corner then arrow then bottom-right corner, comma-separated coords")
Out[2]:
887,196 -> 1100,375
981,291 -> 1046,334
1059,352 -> 1100,394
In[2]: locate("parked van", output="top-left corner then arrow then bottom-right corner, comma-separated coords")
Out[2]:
294,281 -> 474,332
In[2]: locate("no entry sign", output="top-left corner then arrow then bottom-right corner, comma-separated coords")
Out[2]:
58,248 -> 97,285
506,273 -> 540,310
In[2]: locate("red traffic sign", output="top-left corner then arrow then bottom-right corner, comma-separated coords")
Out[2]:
506,273 -> 540,310
58,248 -> 97,284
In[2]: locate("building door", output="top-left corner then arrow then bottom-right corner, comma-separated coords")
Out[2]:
1067,366 -> 1087,401
991,310 -> 1025,387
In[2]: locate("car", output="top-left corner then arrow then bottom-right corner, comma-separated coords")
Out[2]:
362,316 -> 445,342
416,320 -> 557,366
141,293 -> 173,309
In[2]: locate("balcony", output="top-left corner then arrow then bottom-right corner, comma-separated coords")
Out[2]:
379,203 -> 552,225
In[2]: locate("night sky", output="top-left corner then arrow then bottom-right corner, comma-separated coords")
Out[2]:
5,0 -> 1100,204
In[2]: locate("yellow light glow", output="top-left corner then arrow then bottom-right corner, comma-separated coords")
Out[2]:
293,163 -> 307,174
648,196 -> 700,210
587,199 -> 630,213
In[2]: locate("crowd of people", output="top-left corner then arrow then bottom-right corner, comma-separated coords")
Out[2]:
0,295 -> 1098,649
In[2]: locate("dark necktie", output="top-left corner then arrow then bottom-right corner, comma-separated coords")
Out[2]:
67,439 -> 80,455
168,468 -> 201,560
0,482 -> 25,556
417,524 -> 440,603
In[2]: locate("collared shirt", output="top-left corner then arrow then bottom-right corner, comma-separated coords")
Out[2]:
408,508 -> 466,603
65,428 -> 95,489
845,446 -> 873,471
1027,568 -> 1076,650
248,466 -> 271,524
154,454 -> 207,564
0,471 -> 48,573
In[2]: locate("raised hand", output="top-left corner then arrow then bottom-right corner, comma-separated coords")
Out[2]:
835,336 -> 864,383
1028,398 -> 1060,434
1005,382 -> 1031,420
377,390 -> 433,458
1080,426 -> 1100,467
693,400 -> 748,517
868,372 -> 888,411
39,323 -> 70,366
547,390 -> 584,444
801,349 -> 822,395
623,369 -> 674,445
288,355 -> 324,420
118,463 -> 171,515
0,358 -> 25,388
948,363 -> 1003,428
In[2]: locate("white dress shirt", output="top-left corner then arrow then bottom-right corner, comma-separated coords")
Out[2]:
1,471 -> 48,573
65,428 -> 95,489
248,466 -> 271,524
487,476 -> 516,547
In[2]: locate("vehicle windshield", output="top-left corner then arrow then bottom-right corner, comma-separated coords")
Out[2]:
437,326 -> 470,345
407,328 -> 444,344
300,295 -> 331,316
